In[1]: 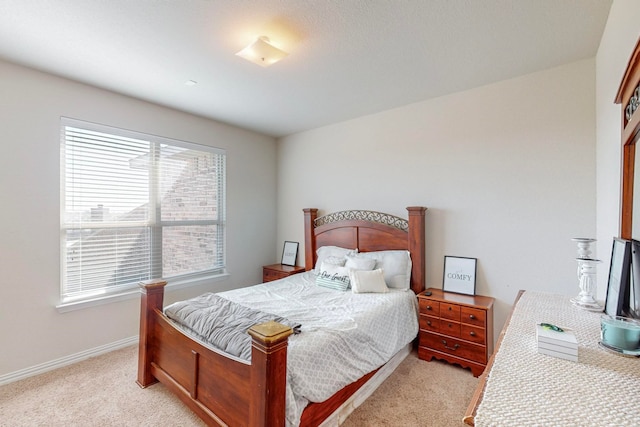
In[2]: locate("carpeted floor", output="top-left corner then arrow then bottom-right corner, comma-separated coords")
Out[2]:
0,345 -> 478,426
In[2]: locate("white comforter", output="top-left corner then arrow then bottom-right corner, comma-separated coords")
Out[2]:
169,271 -> 419,426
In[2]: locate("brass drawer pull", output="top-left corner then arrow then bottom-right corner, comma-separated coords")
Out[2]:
470,331 -> 476,336
469,314 -> 476,320
442,340 -> 459,351
427,320 -> 432,326
426,305 -> 432,310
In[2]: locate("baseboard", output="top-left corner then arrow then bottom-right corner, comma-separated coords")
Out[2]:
0,335 -> 138,386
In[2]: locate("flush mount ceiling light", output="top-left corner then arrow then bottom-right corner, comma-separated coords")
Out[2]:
236,36 -> 288,67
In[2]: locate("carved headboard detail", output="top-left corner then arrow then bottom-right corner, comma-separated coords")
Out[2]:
313,210 -> 409,231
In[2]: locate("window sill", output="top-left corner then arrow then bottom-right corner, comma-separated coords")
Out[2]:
56,271 -> 230,313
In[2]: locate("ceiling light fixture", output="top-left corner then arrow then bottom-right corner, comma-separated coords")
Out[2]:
236,36 -> 288,67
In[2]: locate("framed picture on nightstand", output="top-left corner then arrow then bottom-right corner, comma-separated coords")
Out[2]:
443,256 -> 477,295
281,241 -> 299,266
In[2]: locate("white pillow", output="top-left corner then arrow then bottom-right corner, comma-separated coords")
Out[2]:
314,246 -> 357,273
316,261 -> 351,291
356,250 -> 412,290
323,256 -> 347,267
350,268 -> 389,293
345,255 -> 377,271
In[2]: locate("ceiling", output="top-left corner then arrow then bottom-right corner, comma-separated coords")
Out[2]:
0,0 -> 612,138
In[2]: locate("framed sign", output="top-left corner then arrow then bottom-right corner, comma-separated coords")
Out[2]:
605,238 -> 631,317
281,241 -> 299,266
443,256 -> 477,295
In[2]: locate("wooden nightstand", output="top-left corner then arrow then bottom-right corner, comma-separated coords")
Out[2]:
262,264 -> 305,283
417,287 -> 494,377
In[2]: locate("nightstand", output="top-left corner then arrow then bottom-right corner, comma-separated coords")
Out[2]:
417,287 -> 494,377
262,264 -> 305,282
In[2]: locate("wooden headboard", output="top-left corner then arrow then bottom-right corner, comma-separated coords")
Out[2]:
303,207 -> 427,294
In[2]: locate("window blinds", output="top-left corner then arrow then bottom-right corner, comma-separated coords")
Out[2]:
60,118 -> 226,302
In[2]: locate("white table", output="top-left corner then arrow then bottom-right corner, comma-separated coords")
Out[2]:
468,291 -> 639,426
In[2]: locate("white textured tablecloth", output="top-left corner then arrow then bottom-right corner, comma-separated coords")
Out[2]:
475,291 -> 640,426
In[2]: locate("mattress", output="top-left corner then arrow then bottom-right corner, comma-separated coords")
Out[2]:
164,270 -> 419,426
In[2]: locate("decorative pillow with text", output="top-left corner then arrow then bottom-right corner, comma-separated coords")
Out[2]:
316,261 -> 351,291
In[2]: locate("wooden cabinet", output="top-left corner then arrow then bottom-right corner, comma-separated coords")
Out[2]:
418,288 -> 494,377
262,264 -> 305,282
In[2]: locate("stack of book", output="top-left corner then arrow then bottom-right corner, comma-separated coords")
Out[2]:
536,323 -> 578,362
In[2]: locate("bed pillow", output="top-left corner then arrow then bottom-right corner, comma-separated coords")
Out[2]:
316,261 -> 351,291
314,245 -> 357,273
345,255 -> 377,271
323,256 -> 347,267
356,250 -> 412,290
350,268 -> 389,293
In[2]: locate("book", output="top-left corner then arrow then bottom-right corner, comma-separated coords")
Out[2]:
538,340 -> 578,356
536,324 -> 578,351
537,345 -> 578,362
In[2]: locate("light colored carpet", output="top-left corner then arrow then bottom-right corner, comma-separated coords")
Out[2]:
0,346 -> 478,426
341,351 -> 478,427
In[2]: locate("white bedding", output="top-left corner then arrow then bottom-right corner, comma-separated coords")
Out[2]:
169,271 -> 419,426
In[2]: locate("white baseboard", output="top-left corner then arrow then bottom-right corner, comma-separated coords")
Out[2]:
0,335 -> 138,386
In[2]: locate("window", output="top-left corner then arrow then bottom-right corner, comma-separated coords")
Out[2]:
60,118 -> 226,304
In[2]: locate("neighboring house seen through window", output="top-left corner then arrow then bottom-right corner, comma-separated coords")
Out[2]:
60,118 -> 226,305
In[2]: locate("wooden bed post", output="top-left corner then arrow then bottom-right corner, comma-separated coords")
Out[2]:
303,208 -> 318,271
136,279 -> 167,388
407,206 -> 427,294
248,321 -> 294,427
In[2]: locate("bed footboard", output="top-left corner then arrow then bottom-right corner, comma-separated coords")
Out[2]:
136,280 -> 293,427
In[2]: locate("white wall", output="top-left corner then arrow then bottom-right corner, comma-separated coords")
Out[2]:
0,60 -> 277,376
595,0 -> 640,294
277,59 -> 596,340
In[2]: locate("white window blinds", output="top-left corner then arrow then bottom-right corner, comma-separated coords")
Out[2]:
60,118 -> 226,303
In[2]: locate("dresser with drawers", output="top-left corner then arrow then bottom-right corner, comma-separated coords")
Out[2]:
417,288 -> 494,377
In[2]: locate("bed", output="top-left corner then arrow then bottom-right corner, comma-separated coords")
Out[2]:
136,206 -> 427,426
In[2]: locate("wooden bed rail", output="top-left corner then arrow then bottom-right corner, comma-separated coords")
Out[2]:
136,279 -> 294,426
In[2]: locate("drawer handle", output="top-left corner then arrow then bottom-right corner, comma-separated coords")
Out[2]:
426,305 -> 432,310
448,307 -> 452,311
442,340 -> 459,351
469,314 -> 476,320
448,323 -> 453,328
470,331 -> 476,336
427,320 -> 432,326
